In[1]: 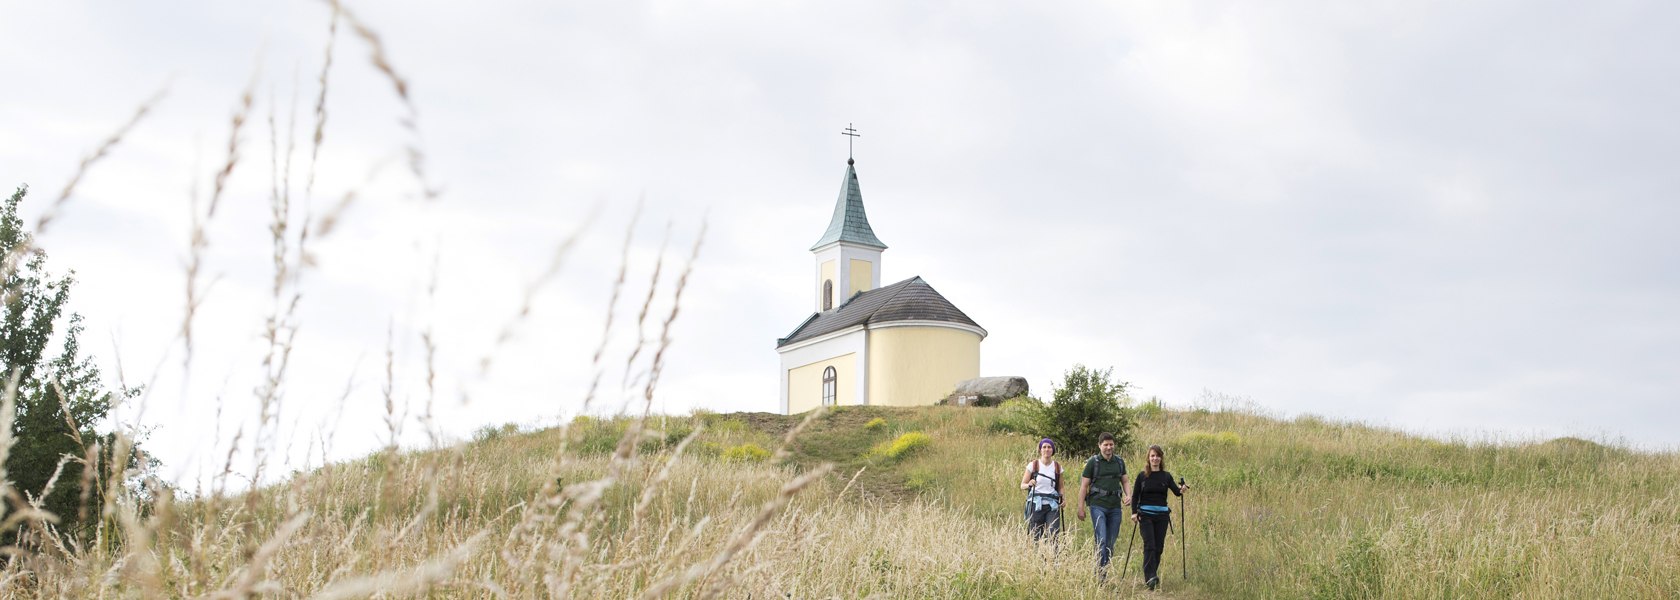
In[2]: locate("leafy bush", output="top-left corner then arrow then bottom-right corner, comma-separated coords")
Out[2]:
863,417 -> 887,431
2,185 -> 152,544
872,431 -> 931,461
1041,365 -> 1134,455
721,443 -> 770,462
987,396 -> 1043,435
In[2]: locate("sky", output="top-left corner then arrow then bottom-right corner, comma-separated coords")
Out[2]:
2,0 -> 1677,485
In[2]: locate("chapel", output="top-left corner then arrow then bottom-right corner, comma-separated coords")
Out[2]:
776,156 -> 987,414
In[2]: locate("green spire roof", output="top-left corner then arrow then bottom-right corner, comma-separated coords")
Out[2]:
810,159 -> 887,251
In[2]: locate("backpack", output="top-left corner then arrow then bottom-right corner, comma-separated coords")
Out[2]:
1085,454 -> 1126,499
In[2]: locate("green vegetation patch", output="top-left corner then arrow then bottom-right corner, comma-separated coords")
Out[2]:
903,466 -> 938,493
872,431 -> 931,461
1135,396 -> 1165,419
721,443 -> 770,462
1311,530 -> 1386,599
567,416 -> 624,454
473,422 -> 521,444
1179,430 -> 1242,448
987,396 -> 1042,436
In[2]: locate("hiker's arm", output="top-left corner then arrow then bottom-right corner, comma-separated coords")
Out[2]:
1129,476 -> 1142,521
1120,474 -> 1131,506
1020,465 -> 1033,490
1076,477 -> 1092,519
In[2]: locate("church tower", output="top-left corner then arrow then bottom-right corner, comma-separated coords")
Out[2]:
810,157 -> 886,312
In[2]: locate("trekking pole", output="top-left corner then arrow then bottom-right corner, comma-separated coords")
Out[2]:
1121,516 -> 1137,577
1179,477 -> 1188,580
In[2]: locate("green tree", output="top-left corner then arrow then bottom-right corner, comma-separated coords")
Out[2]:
1041,364 -> 1134,456
2,184 -> 146,547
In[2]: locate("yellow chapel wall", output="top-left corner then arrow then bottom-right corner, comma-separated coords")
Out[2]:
866,326 -> 980,406
788,353 -> 856,414
848,259 -> 873,297
819,260 -> 836,310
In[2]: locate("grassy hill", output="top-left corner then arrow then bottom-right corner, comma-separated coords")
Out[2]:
14,405 -> 1679,598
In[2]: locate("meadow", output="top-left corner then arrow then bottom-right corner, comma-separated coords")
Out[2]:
7,401 -> 1675,598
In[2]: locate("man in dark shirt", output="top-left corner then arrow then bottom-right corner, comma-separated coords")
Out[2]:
1076,432 -> 1131,579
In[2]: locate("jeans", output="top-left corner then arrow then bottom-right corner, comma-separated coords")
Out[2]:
1090,505 -> 1126,573
1138,511 -> 1171,581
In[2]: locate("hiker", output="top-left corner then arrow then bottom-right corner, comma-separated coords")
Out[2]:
1076,432 -> 1130,578
1019,437 -> 1063,542
1131,444 -> 1188,591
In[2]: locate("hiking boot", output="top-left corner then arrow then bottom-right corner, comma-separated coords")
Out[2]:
1146,576 -> 1159,591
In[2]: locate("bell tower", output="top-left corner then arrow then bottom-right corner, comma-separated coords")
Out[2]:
811,153 -> 886,312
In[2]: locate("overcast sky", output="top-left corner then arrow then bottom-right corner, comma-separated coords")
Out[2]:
3,1 -> 1677,484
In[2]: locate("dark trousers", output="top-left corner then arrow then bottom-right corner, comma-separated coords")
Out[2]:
1138,512 -> 1171,581
1027,504 -> 1061,542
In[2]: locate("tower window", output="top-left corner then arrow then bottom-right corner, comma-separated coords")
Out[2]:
823,280 -> 834,311
822,366 -> 837,406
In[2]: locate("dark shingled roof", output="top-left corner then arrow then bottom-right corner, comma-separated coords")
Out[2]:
777,276 -> 985,348
810,161 -> 887,251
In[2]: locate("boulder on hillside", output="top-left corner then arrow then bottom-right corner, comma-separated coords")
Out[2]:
944,376 -> 1029,407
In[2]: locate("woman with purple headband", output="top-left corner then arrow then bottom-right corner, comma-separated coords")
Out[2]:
1019,437 -> 1064,543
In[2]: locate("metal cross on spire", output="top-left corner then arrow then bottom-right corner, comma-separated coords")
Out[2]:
841,123 -> 860,163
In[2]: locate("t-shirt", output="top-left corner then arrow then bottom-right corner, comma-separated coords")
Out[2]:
1081,453 -> 1128,509
1027,459 -> 1061,496
1026,459 -> 1062,510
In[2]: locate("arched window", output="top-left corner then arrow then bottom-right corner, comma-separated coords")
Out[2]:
823,280 -> 834,311
822,366 -> 837,406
